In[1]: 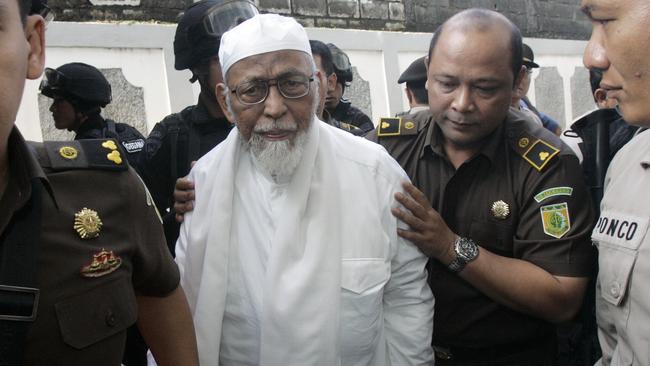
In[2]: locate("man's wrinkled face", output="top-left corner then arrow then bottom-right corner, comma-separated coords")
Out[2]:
582,0 -> 650,126
217,50 -> 318,177
50,97 -> 80,131
312,54 -> 328,117
427,26 -> 519,150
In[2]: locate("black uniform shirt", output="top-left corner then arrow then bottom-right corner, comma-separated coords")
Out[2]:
1,128 -> 179,365
74,114 -> 145,168
330,99 -> 374,133
368,109 -> 595,347
137,100 -> 232,252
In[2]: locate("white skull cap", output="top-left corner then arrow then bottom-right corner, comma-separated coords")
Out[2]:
219,14 -> 312,77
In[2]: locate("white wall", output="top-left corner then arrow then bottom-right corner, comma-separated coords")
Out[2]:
17,21 -> 589,141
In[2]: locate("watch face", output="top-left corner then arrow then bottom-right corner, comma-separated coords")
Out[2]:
457,238 -> 479,261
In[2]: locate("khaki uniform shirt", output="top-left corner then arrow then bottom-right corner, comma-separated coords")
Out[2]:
593,129 -> 650,366
368,109 -> 595,347
0,128 -> 179,365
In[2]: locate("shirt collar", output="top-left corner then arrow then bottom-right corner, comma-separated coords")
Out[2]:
421,117 -> 504,165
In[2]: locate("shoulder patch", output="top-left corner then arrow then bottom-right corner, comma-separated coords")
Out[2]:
42,139 -> 128,171
522,139 -> 560,171
376,117 -> 418,137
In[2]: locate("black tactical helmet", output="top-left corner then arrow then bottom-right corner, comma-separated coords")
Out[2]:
327,43 -> 353,84
174,0 -> 258,71
39,62 -> 112,107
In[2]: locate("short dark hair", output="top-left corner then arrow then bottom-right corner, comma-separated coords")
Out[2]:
18,0 -> 31,22
407,82 -> 428,105
427,8 -> 523,86
309,40 -> 335,76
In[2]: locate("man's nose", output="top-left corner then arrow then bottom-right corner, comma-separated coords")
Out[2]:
263,84 -> 288,118
451,87 -> 474,113
583,29 -> 609,72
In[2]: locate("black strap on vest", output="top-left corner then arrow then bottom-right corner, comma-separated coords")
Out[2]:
0,179 -> 43,365
104,119 -> 118,140
187,121 -> 201,169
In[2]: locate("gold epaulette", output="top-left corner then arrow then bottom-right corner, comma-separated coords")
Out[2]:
514,134 -> 560,171
39,139 -> 129,171
376,117 -> 419,137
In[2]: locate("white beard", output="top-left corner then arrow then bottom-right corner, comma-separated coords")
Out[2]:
246,119 -> 311,179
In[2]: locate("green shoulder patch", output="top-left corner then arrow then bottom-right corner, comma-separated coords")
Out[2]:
376,117 -> 418,137
43,139 -> 128,171
534,186 -> 573,203
522,139 -> 560,171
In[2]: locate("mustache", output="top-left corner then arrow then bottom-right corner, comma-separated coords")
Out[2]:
253,120 -> 299,134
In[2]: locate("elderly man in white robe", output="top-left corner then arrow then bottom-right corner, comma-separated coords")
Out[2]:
175,13 -> 434,366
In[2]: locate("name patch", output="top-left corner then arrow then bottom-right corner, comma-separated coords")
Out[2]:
122,139 -> 144,153
592,211 -> 648,250
534,186 -> 573,203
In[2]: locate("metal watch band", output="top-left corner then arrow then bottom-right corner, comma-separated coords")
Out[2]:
447,236 -> 479,273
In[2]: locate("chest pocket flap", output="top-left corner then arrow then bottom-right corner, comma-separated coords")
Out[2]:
341,259 -> 390,294
593,211 -> 649,306
55,277 -> 137,349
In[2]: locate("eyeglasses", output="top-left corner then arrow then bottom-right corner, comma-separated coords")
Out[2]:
231,74 -> 314,105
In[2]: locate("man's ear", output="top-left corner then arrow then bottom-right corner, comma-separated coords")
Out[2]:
216,83 -> 237,124
513,65 -> 526,91
24,15 -> 46,80
327,72 -> 337,91
594,88 -> 610,109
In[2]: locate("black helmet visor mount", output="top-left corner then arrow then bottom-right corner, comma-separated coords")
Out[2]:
188,0 -> 259,44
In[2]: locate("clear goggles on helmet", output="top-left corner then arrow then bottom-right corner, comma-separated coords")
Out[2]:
39,68 -> 66,92
195,0 -> 259,39
31,1 -> 55,25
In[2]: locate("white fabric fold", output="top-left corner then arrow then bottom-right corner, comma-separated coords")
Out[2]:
177,119 -> 342,365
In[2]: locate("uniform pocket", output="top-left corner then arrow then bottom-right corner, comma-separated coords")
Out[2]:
55,277 -> 137,349
469,220 -> 514,255
340,259 -> 389,359
594,240 -> 637,307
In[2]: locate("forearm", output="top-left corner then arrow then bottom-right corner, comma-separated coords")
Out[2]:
137,286 -> 199,366
455,247 -> 588,323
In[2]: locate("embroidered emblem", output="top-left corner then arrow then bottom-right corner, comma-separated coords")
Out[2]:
59,146 -> 78,160
518,138 -> 529,148
540,202 -> 571,238
376,117 -> 401,136
107,150 -> 123,165
491,200 -> 510,219
74,207 -> 102,239
539,151 -> 550,161
80,249 -> 122,278
405,121 -> 415,130
523,139 -> 560,171
102,140 -> 118,151
534,187 -> 573,203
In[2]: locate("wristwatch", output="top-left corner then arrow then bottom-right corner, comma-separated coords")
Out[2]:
447,236 -> 479,273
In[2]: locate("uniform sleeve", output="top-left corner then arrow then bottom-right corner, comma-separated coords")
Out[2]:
137,122 -> 173,215
513,154 -> 595,277
353,111 -> 375,134
127,167 -> 180,296
380,165 -> 434,365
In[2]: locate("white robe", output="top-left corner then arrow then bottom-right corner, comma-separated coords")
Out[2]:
176,118 -> 434,366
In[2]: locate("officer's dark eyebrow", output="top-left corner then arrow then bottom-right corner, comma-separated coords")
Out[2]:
580,5 -> 595,20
